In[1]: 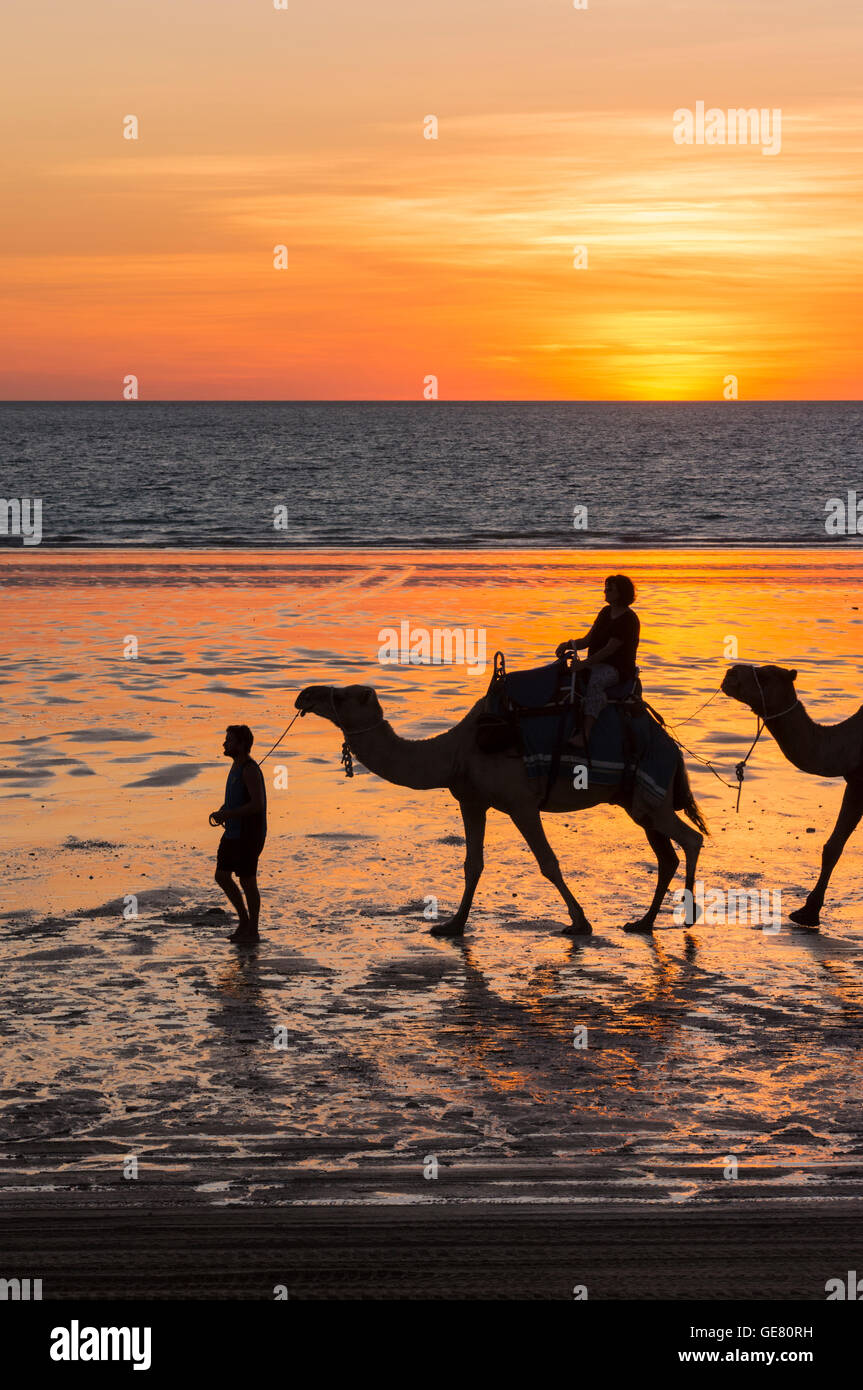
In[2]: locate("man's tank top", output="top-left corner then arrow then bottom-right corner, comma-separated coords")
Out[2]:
223,759 -> 266,843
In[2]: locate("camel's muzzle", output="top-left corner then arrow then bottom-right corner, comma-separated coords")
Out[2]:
295,685 -> 331,713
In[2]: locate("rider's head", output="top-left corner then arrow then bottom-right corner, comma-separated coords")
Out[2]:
605,574 -> 635,606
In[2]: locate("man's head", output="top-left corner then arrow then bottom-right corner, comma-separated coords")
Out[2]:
223,724 -> 254,759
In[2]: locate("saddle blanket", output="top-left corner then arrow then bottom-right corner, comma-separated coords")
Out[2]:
525,706 -> 678,810
487,660 -> 678,808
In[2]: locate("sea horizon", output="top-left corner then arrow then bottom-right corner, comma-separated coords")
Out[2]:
3,398 -> 862,404
3,400 -> 862,548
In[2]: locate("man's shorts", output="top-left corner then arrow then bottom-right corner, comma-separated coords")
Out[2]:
216,836 -> 265,879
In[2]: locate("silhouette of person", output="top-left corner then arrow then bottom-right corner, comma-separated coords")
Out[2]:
210,724 -> 267,943
556,575 -> 640,746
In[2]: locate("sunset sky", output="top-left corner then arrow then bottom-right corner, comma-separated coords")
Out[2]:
2,0 -> 861,400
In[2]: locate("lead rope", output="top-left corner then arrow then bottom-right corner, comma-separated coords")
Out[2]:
672,685 -> 723,725
661,686 -> 743,796
208,707 -> 306,827
258,708 -> 305,764
254,698 -> 380,780
733,717 -> 765,812
659,672 -> 798,813
662,708 -> 764,810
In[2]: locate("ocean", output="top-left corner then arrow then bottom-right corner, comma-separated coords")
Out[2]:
2,401 -> 862,548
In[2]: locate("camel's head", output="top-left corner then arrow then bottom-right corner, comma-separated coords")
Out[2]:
295,684 -> 383,732
721,663 -> 798,718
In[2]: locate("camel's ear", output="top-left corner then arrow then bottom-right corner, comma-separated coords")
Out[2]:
789,669 -> 798,682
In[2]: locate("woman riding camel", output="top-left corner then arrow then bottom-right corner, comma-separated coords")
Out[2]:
556,575 -> 640,747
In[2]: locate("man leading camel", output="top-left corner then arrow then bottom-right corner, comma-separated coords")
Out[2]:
211,724 -> 267,943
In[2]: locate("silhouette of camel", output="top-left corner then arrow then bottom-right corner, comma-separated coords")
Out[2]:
296,684 -> 707,936
722,663 -> 863,927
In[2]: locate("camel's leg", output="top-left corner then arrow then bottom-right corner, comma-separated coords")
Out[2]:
623,828 -> 679,934
429,799 -> 487,938
506,807 -> 592,935
636,806 -> 703,923
789,779 -> 863,928
673,813 -> 703,900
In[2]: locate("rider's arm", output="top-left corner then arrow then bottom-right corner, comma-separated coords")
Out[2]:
581,636 -> 621,669
556,628 -> 594,657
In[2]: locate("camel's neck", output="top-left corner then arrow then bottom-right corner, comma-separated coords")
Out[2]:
765,698 -> 863,778
342,720 -> 463,790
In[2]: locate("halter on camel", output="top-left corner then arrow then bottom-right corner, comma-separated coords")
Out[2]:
327,689 -> 385,778
729,665 -> 799,811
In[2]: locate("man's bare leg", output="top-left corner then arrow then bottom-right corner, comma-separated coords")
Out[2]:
215,868 -> 251,935
239,874 -> 260,939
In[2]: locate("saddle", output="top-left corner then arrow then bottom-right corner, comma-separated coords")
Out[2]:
479,652 -> 643,741
478,651 -> 645,806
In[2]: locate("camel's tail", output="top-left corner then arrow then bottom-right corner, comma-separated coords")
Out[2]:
674,753 -> 709,836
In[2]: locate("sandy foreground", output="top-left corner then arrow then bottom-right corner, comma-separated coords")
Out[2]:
1,549 -> 861,1295
3,1200 -> 862,1299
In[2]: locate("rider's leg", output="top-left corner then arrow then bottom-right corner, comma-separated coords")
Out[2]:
571,664 -> 618,746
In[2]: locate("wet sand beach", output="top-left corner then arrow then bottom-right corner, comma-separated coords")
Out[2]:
1,549 -> 862,1294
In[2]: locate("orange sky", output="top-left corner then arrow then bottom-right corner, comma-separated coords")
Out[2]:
1,0 -> 862,400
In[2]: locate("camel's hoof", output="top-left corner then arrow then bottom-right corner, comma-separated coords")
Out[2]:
789,906 -> 820,929
563,920 -> 592,937
623,919 -> 655,934
428,918 -> 465,938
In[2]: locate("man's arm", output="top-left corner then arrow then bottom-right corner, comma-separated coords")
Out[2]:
211,766 -> 266,824
242,762 -> 266,812
223,765 -> 265,818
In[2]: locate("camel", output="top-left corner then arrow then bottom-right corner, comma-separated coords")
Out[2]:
295,683 -> 707,936
722,663 -> 863,927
